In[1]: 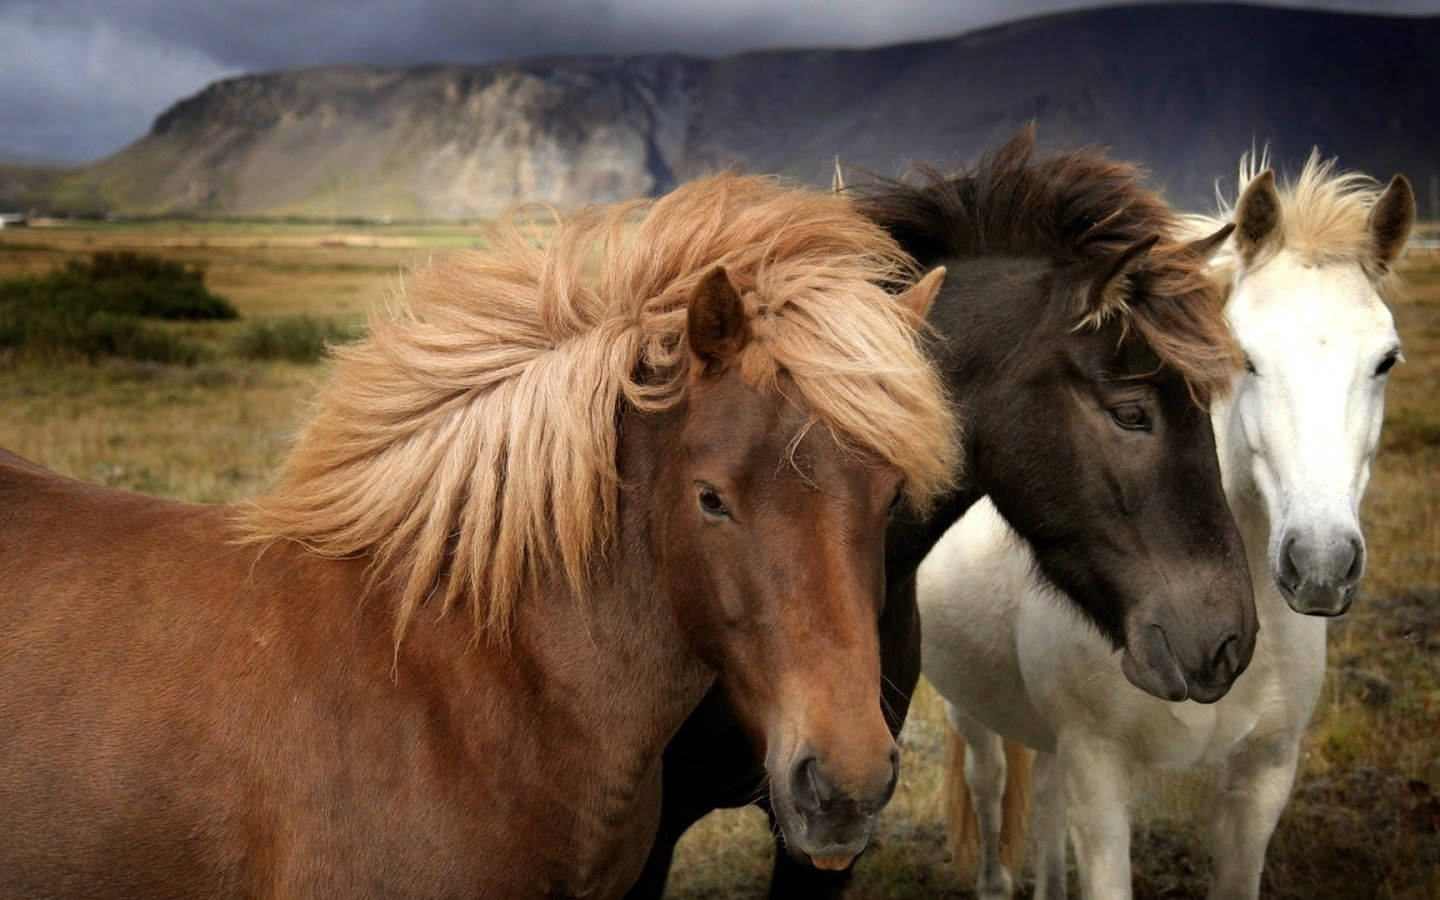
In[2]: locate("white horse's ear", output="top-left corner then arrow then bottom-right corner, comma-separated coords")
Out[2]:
1184,223 -> 1235,262
1368,174 -> 1415,272
1235,169 -> 1281,262
895,266 -> 946,318
831,156 -> 846,195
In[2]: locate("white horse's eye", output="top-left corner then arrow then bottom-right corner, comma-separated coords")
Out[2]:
1243,355 -> 1258,376
1374,352 -> 1399,377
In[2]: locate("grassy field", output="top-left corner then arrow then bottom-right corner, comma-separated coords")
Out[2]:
1,222 -> 1436,897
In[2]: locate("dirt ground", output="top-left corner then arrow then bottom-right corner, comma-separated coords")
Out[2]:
2,223 -> 1436,898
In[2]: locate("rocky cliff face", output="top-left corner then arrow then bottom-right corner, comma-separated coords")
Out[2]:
37,4 -> 1440,217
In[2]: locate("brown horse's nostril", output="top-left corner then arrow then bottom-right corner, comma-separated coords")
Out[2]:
788,748 -> 899,816
789,754 -> 831,814
874,745 -> 902,807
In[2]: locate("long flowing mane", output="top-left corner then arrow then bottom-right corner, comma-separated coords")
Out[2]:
856,127 -> 1241,404
241,174 -> 957,640
1185,149 -> 1403,297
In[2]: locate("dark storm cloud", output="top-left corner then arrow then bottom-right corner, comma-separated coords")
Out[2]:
2,0 -> 1437,162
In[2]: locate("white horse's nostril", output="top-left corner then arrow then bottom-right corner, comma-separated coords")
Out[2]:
1336,532 -> 1359,581
1281,528 -> 1364,588
1278,534 -> 1301,586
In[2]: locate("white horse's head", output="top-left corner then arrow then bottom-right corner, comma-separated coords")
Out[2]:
1209,153 -> 1414,617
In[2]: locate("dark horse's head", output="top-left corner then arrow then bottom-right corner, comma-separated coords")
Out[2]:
861,128 -> 1256,703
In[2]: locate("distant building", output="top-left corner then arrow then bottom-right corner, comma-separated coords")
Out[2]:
0,213 -> 28,229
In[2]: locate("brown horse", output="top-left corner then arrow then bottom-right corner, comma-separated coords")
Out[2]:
0,175 -> 957,896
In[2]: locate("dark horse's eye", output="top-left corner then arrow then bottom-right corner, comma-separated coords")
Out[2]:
697,485 -> 730,519
1375,352 -> 1399,377
1110,403 -> 1150,431
889,488 -> 905,515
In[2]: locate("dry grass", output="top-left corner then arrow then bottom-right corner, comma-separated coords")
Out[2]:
1,224 -> 1435,897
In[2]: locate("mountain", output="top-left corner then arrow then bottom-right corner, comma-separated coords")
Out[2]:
25,3 -> 1440,218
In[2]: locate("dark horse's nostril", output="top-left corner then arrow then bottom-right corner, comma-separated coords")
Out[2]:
1212,633 -> 1241,682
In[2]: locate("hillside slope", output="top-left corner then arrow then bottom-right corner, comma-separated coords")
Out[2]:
35,3 -> 1440,217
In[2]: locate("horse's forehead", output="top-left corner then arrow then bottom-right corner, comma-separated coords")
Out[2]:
684,374 -> 883,480
686,373 -> 807,456
1231,256 -> 1394,345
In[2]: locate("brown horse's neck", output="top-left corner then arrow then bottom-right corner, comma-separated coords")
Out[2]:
405,405 -> 712,892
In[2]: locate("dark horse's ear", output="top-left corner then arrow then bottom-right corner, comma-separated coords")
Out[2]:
1234,169 -> 1281,262
1184,223 -> 1235,261
1079,235 -> 1158,324
1369,174 -> 1415,273
687,265 -> 750,372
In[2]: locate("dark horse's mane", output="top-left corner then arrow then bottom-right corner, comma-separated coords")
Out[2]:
857,126 -> 1241,404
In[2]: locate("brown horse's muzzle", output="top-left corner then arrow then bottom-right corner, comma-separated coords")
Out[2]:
766,726 -> 899,868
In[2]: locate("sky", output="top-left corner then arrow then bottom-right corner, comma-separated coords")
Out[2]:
2,0 -> 1436,164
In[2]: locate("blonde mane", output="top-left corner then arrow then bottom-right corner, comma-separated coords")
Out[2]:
241,174 -> 958,640
1185,149 -> 1402,296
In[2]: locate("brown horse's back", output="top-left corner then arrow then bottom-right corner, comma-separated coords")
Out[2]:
0,452 -> 509,894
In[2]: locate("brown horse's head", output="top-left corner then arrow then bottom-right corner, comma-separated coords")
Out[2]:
646,265 -> 946,867
241,175 -> 957,862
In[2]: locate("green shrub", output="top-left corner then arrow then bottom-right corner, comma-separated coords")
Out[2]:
1,251 -> 239,321
0,306 -> 206,365
0,251 -> 234,364
228,315 -> 364,363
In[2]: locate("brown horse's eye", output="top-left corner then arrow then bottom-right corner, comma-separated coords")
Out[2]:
1110,403 -> 1150,431
889,488 -> 905,515
697,485 -> 730,519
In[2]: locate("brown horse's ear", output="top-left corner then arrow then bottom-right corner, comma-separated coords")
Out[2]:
1184,223 -> 1235,261
1235,169 -> 1281,262
895,266 -> 947,318
687,265 -> 750,372
1080,235 -> 1158,322
1369,174 -> 1415,272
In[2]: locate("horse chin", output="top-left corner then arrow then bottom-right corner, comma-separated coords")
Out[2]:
1277,580 -> 1356,617
1120,630 -> 1190,702
1118,618 -> 1245,705
766,786 -> 874,870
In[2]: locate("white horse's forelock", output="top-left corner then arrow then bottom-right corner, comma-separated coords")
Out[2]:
1183,147 -> 1401,296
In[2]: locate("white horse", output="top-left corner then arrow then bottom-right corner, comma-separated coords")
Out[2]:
918,152 -> 1415,899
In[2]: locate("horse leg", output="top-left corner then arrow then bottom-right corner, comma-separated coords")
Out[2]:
1030,750 -> 1068,900
1206,737 -> 1300,899
946,704 -> 1014,899
1059,733 -> 1132,899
